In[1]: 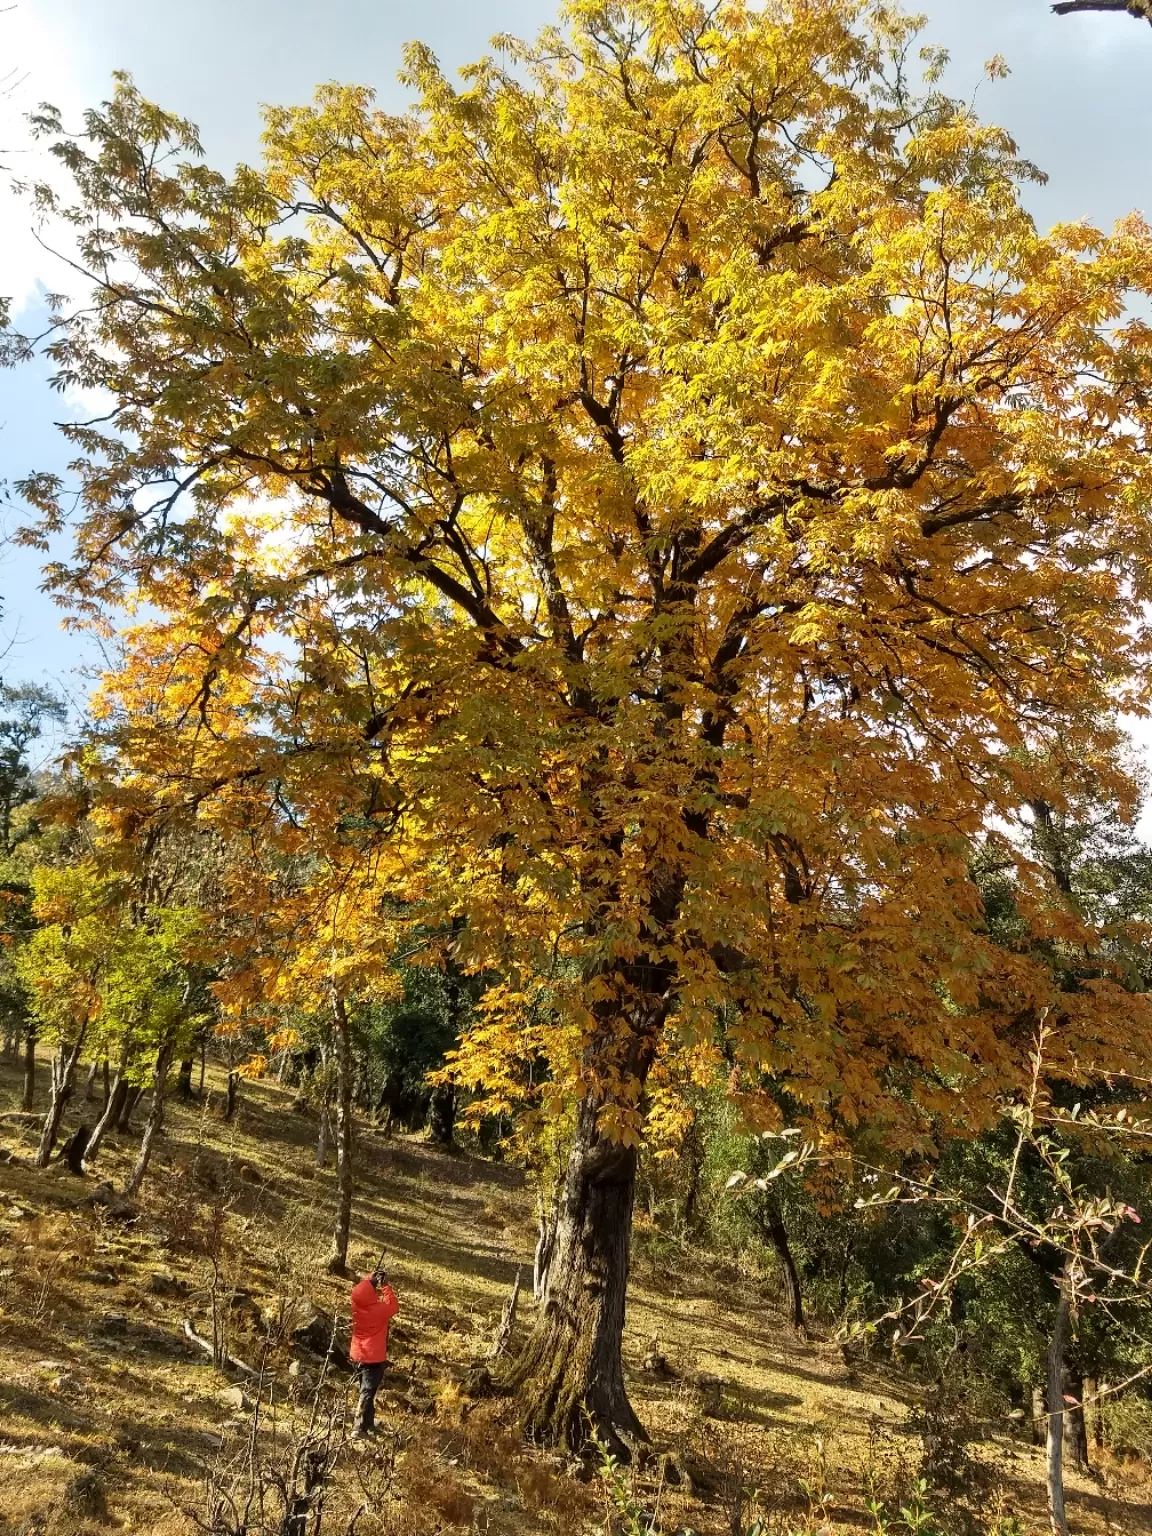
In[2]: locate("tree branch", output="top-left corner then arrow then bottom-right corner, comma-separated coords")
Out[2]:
1052,0 -> 1152,22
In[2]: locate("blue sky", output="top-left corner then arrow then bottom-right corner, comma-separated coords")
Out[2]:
0,0 -> 1150,735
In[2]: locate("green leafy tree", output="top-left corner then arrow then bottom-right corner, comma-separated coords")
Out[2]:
0,683 -> 67,856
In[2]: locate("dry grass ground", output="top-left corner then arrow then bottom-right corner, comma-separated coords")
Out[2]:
1,1053 -> 1149,1536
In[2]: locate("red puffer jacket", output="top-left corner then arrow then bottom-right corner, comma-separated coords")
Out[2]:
349,1277 -> 399,1364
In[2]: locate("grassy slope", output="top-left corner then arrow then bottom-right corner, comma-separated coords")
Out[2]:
0,1055 -> 1148,1536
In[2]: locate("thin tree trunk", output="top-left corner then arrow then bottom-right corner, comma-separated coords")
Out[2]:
35,1028 -> 87,1168
86,1048 -> 131,1168
199,1037 -> 206,1094
427,1082 -> 456,1148
1089,1379 -> 1107,1451
117,1083 -> 144,1133
326,994 -> 354,1277
1032,1383 -> 1047,1445
1063,1368 -> 1089,1471
757,1194 -> 806,1336
489,1268 -> 522,1359
680,1109 -> 704,1235
82,1060 -> 100,1103
224,1070 -> 239,1121
101,1055 -> 110,1105
21,1027 -> 36,1110
316,1101 -> 330,1168
502,1092 -> 645,1457
125,1039 -> 175,1198
534,1183 -> 561,1304
1047,1269 -> 1072,1536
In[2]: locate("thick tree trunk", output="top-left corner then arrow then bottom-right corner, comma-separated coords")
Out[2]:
21,1027 -> 36,1111
35,1029 -> 87,1168
502,1094 -> 645,1457
176,1056 -> 195,1100
325,995 -> 354,1277
427,1082 -> 456,1148
82,1060 -> 100,1103
125,1040 -> 175,1198
757,1194 -> 806,1336
1046,1272 -> 1072,1536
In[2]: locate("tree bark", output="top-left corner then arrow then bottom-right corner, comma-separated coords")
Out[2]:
489,1268 -> 522,1360
82,1060 -> 100,1103
125,1039 -> 175,1198
1032,1383 -> 1047,1445
86,1048 -> 131,1167
224,1070 -> 239,1121
1052,0 -> 1152,23
176,1056 -> 195,1099
325,994 -> 354,1277
501,1093 -> 645,1457
117,1083 -> 144,1133
35,1028 -> 87,1168
534,1183 -> 561,1304
1062,1368 -> 1089,1472
1088,1379 -> 1107,1451
1046,1270 -> 1072,1536
756,1193 -> 806,1337
21,1027 -> 36,1110
427,1082 -> 456,1148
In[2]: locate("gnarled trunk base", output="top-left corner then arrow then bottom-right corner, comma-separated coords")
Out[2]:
502,1098 -> 645,1458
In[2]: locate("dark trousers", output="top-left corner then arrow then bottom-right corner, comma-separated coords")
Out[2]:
355,1361 -> 385,1432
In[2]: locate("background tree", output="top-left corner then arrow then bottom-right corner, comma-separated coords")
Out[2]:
0,681 -> 68,1102
0,682 -> 67,856
20,0 -> 1152,1453
16,862 -> 124,1165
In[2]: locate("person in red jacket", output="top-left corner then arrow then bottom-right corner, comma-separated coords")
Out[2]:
349,1264 -> 399,1438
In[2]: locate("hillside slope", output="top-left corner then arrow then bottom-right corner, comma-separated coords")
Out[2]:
0,1057 -> 1147,1536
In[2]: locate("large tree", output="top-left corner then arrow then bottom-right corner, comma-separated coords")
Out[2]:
19,0 -> 1152,1453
